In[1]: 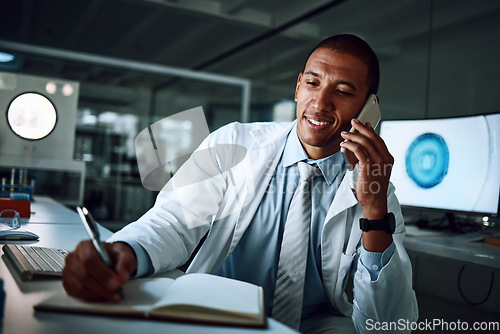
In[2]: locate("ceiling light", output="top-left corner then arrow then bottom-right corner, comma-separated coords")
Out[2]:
46,82 -> 57,94
0,52 -> 15,63
62,83 -> 74,96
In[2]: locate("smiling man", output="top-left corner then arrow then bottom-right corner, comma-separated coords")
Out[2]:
295,49 -> 369,159
63,34 -> 418,334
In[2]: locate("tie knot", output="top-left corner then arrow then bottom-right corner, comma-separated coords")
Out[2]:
297,161 -> 319,182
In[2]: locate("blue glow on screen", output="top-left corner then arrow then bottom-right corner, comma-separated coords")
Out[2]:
380,113 -> 500,215
406,133 -> 449,189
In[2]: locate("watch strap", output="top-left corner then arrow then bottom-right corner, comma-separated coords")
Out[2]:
359,213 -> 396,234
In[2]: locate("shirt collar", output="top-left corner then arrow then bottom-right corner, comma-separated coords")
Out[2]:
282,124 -> 346,185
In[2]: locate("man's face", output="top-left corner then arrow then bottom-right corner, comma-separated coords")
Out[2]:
294,48 -> 370,160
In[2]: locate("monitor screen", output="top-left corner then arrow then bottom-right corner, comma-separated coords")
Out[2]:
380,113 -> 500,216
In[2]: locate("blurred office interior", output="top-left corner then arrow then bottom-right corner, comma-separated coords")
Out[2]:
0,0 -> 499,330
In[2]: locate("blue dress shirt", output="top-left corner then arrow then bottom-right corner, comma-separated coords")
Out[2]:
217,125 -> 394,318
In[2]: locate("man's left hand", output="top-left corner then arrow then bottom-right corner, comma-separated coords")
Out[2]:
340,118 -> 394,251
340,117 -> 395,215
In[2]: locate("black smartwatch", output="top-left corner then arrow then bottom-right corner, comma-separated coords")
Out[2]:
359,212 -> 396,234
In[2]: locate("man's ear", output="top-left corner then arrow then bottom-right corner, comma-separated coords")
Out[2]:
294,72 -> 303,102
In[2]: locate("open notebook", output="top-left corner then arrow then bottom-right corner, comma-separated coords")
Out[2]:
35,273 -> 266,328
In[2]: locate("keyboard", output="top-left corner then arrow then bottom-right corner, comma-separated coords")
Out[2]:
2,244 -> 69,280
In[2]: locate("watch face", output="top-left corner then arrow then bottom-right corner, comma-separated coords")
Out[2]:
7,92 -> 57,140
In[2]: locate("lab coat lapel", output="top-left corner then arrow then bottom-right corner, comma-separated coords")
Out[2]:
321,167 -> 362,316
325,168 -> 358,220
227,122 -> 294,253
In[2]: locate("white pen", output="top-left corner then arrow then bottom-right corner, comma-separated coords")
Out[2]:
76,206 -> 124,298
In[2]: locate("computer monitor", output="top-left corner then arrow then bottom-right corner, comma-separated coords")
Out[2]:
380,113 -> 500,218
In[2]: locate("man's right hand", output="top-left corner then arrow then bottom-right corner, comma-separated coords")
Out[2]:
62,241 -> 137,303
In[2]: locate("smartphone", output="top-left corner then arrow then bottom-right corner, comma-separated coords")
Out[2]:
340,94 -> 382,154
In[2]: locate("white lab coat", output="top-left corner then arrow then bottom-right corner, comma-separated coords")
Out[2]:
109,121 -> 418,332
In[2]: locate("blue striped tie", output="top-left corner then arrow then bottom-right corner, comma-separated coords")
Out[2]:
272,161 -> 319,330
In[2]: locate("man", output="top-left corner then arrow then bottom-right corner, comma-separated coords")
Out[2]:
63,34 -> 418,333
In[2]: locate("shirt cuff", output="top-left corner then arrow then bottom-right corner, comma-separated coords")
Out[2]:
126,240 -> 154,278
360,241 -> 395,281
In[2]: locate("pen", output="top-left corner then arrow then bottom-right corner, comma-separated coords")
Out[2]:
76,206 -> 124,299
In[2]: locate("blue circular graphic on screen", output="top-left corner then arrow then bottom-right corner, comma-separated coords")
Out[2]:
406,133 -> 449,188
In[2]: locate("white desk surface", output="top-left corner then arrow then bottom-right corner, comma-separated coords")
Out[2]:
23,196 -> 80,224
403,225 -> 500,270
1,199 -> 297,334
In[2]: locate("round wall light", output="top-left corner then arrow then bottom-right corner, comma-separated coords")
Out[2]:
6,92 -> 57,140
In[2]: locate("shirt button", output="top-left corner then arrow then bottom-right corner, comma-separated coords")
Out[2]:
371,264 -> 379,271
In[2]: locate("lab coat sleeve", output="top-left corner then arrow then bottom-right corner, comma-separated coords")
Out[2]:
351,183 -> 419,334
107,124 -> 238,274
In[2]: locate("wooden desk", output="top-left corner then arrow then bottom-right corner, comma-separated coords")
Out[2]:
1,199 -> 297,334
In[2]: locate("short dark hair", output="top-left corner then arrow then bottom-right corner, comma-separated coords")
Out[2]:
308,34 -> 380,95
